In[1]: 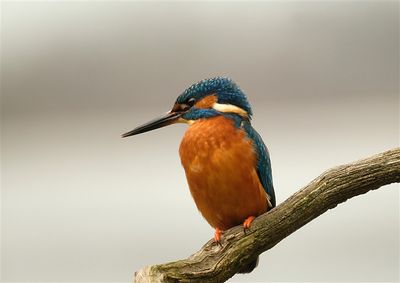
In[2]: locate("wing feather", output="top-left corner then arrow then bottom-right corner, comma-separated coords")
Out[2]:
243,122 -> 276,208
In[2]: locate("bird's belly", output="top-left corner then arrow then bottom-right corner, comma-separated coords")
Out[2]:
179,116 -> 267,230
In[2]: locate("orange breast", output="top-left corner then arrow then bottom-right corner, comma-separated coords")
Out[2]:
179,116 -> 267,230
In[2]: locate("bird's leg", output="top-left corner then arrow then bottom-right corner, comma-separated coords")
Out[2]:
243,216 -> 255,234
214,227 -> 222,244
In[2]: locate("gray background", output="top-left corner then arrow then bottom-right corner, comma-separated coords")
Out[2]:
1,1 -> 399,282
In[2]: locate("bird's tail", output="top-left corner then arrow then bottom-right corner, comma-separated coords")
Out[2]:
238,256 -> 259,274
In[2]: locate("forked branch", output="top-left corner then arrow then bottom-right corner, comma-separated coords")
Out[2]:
134,148 -> 400,283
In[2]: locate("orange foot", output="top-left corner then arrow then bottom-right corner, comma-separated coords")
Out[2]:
214,227 -> 222,243
243,216 -> 255,233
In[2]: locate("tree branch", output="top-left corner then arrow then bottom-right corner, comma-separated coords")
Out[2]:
134,148 -> 400,283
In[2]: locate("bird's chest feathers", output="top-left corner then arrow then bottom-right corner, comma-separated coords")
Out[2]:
179,116 -> 267,229
179,116 -> 256,186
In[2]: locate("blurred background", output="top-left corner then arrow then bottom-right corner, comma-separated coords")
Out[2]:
1,1 -> 399,282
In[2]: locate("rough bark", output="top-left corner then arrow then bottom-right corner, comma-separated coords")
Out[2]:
134,148 -> 400,283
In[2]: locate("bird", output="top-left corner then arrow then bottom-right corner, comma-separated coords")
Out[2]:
122,77 -> 275,273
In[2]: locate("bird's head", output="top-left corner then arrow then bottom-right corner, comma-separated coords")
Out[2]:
122,77 -> 252,137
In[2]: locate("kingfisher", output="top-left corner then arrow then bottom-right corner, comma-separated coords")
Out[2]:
122,77 -> 275,273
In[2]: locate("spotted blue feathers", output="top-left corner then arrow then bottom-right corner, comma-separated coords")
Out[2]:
176,77 -> 253,116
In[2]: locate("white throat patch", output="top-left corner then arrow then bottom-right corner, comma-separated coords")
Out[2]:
212,103 -> 248,117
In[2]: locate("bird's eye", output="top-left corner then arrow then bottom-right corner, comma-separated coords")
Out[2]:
187,98 -> 196,107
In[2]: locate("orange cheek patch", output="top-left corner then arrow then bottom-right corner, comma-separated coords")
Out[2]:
194,94 -> 217,109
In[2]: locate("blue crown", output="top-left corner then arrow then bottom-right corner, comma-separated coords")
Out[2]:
176,77 -> 253,116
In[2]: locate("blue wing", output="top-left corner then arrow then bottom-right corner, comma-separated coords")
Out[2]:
243,122 -> 276,208
222,114 -> 276,208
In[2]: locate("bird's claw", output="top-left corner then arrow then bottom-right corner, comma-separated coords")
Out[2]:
214,228 -> 223,246
243,216 -> 255,234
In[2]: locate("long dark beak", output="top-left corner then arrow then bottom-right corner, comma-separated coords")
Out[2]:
122,111 -> 183,138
